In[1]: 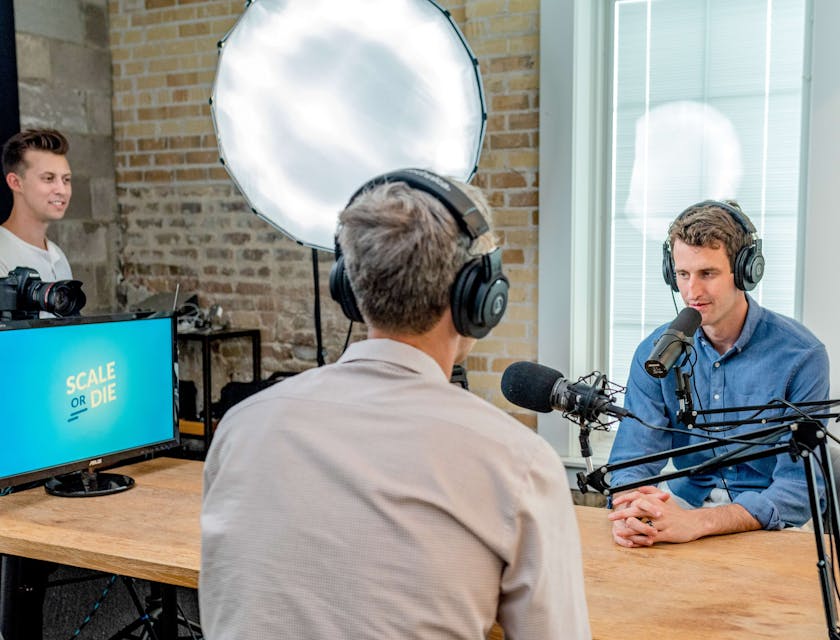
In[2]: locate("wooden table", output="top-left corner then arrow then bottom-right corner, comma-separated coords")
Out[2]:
0,457 -> 201,589
576,505 -> 833,639
0,457 -> 201,640
0,458 -> 834,639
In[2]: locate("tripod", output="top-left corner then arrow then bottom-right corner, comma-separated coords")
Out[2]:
578,401 -> 840,640
106,579 -> 202,640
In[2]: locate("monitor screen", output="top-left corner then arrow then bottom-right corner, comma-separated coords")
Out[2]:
0,313 -> 178,494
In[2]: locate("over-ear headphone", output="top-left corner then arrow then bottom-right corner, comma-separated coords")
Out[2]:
329,168 -> 509,339
661,199 -> 765,292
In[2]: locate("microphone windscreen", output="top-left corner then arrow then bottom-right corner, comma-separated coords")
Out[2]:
501,361 -> 562,413
672,307 -> 702,335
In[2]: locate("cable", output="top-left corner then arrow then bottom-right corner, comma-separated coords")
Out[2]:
66,574 -> 117,640
641,420 -> 793,447
341,320 -> 354,355
311,248 -> 326,367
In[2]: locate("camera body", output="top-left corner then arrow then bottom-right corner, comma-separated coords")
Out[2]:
0,267 -> 86,320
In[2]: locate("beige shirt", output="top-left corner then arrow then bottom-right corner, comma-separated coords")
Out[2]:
200,339 -> 590,640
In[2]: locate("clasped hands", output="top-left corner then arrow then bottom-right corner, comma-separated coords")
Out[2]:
609,485 -> 702,547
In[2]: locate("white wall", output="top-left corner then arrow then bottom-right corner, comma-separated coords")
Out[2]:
802,0 -> 840,397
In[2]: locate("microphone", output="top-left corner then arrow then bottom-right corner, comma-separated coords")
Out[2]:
643,307 -> 702,378
501,361 -> 631,422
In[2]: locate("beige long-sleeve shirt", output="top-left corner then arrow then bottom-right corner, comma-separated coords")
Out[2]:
200,339 -> 590,640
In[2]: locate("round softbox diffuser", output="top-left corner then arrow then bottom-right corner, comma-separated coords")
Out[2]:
211,0 -> 487,251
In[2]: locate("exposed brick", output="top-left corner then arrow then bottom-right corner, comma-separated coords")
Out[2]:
145,0 -> 176,8
178,22 -> 211,37
110,0 -> 542,412
490,132 -> 530,149
492,94 -> 530,111
138,138 -> 166,151
508,191 -> 538,207
509,112 -> 539,130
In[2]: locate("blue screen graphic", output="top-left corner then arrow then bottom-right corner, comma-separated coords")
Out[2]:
0,316 -> 176,480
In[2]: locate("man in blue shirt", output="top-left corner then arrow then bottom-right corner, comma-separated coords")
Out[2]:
607,200 -> 829,547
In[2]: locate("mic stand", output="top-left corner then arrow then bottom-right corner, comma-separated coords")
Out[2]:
578,419 -> 594,474
674,363 -> 695,428
577,409 -> 840,640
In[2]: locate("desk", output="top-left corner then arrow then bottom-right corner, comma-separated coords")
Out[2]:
576,505 -> 832,639
0,458 -> 200,639
177,327 -> 261,450
0,459 -> 833,639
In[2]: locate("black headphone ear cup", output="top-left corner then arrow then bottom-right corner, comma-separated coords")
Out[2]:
450,252 -> 509,339
329,255 -> 364,323
733,245 -> 749,291
450,260 -> 478,337
747,251 -> 765,289
733,243 -> 765,291
661,241 -> 679,292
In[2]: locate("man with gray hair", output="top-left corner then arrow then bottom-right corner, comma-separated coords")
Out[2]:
200,169 -> 591,639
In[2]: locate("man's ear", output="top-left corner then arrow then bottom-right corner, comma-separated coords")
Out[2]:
5,172 -> 21,193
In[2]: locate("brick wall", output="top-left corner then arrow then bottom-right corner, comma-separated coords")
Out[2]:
13,0 -> 119,312
108,0 -> 540,424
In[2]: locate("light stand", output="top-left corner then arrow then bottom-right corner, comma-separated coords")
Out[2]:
577,400 -> 840,640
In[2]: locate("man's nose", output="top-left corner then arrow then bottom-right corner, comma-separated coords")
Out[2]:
684,274 -> 703,297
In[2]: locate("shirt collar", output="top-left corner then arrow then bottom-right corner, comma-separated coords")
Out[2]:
731,294 -> 762,353
696,295 -> 761,358
337,338 -> 449,383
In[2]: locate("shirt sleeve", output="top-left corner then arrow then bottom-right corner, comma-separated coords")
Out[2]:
497,443 -> 591,640
734,343 -> 830,529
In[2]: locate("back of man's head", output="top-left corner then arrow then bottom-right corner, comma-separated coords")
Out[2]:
2,129 -> 69,177
338,179 -> 495,335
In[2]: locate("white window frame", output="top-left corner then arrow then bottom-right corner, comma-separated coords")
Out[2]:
538,0 -> 840,477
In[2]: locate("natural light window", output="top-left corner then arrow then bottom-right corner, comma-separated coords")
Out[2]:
608,0 -> 808,387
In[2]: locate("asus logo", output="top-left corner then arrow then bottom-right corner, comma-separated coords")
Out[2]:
88,458 -> 103,467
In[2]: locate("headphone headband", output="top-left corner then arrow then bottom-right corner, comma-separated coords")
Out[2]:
346,168 -> 490,240
675,199 -> 756,236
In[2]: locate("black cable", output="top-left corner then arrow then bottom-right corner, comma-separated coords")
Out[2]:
341,320 -> 354,355
641,420 -> 792,446
311,248 -> 325,367
66,574 -> 117,640
682,347 -> 734,499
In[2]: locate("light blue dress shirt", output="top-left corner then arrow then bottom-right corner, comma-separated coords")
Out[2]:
608,296 -> 830,529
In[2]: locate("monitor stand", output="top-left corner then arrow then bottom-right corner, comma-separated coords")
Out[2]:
44,470 -> 135,497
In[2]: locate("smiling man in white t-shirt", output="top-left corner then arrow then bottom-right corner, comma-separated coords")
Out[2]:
0,128 -> 73,281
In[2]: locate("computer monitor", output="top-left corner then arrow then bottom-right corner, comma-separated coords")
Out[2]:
0,313 -> 179,497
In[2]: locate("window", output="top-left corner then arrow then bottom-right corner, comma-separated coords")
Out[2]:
609,0 -> 809,387
537,0 -> 818,465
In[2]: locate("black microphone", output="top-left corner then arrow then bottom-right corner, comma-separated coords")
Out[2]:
644,307 -> 702,378
501,361 -> 631,422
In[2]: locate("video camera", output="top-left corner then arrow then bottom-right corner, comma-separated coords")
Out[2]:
0,266 -> 86,320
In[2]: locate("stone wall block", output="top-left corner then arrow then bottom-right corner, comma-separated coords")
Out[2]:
90,177 -> 118,221
51,40 -> 112,92
14,33 -> 50,80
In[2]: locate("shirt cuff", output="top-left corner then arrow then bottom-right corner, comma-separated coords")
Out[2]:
733,491 -> 782,530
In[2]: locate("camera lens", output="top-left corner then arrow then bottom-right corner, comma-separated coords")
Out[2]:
25,280 -> 86,316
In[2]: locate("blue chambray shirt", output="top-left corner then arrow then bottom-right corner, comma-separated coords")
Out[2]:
608,295 -> 829,529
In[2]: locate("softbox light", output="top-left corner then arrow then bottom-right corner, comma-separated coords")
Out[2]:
211,0 -> 487,251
